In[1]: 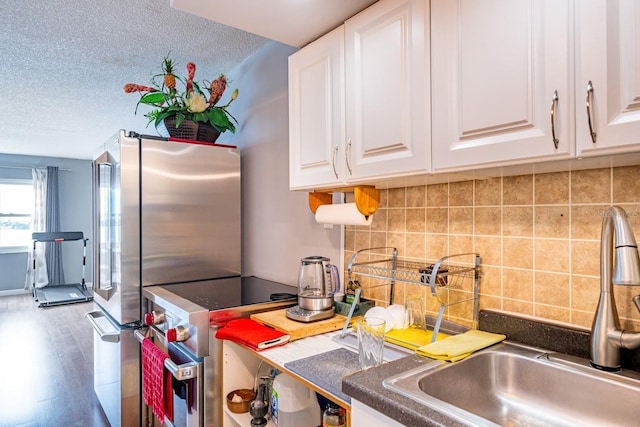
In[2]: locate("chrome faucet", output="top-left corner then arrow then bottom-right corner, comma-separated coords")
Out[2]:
591,206 -> 640,371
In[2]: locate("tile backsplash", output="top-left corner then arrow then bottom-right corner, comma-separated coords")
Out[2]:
343,165 -> 640,330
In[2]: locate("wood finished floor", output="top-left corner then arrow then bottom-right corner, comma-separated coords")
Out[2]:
0,293 -> 109,427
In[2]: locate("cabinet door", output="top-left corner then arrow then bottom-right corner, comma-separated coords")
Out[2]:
431,0 -> 573,172
576,0 -> 640,156
289,26 -> 345,190
351,400 -> 404,427
345,0 -> 429,181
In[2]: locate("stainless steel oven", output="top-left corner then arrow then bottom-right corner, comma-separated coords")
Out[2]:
140,276 -> 297,427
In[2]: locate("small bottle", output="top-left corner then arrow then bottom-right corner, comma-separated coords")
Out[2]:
345,278 -> 361,304
322,402 -> 346,427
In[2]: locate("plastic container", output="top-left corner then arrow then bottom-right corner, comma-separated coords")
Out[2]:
270,373 -> 320,427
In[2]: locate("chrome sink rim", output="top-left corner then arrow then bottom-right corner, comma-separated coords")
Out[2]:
383,341 -> 640,427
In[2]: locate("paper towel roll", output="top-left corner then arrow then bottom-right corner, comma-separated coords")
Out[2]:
315,203 -> 373,226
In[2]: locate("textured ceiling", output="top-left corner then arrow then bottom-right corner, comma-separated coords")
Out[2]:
171,0 -> 378,47
0,0 -> 272,160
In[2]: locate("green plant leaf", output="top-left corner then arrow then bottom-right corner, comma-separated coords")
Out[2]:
208,108 -> 231,129
191,112 -> 207,123
175,112 -> 186,128
139,92 -> 165,105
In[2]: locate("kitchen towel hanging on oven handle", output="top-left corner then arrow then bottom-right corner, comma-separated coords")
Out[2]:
142,337 -> 174,423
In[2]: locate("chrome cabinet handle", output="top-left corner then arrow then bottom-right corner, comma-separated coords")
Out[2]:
332,144 -> 339,179
345,139 -> 353,175
586,80 -> 597,144
550,90 -> 559,149
632,295 -> 640,313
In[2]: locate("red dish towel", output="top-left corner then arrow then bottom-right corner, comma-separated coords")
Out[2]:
142,338 -> 173,423
215,318 -> 290,351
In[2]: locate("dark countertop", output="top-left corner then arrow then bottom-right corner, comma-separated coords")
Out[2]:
340,309 -> 640,426
278,334 -> 465,425
284,347 -> 359,403
342,354 -> 466,427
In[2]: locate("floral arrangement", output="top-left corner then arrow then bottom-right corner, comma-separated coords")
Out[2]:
124,56 -> 239,134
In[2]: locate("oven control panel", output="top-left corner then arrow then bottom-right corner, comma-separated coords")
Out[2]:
143,308 -> 188,336
166,325 -> 190,342
144,310 -> 165,326
141,299 -> 205,357
142,285 -> 219,358
143,309 -> 178,330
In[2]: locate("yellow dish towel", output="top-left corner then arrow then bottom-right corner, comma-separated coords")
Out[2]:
385,327 -> 449,351
415,330 -> 506,362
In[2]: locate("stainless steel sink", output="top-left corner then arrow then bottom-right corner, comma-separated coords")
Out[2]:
383,341 -> 640,426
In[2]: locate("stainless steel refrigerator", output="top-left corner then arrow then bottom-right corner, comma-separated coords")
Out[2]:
85,130 -> 240,427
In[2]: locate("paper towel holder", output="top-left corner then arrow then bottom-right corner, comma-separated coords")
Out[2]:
308,186 -> 380,216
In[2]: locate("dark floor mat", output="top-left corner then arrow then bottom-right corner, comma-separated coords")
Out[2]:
34,285 -> 93,307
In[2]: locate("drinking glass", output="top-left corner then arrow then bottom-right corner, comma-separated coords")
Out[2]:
356,317 -> 386,369
405,294 -> 426,329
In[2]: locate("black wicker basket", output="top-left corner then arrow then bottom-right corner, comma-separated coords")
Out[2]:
158,117 -> 221,143
196,122 -> 221,142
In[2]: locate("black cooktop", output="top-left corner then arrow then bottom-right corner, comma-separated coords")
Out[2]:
158,276 -> 297,311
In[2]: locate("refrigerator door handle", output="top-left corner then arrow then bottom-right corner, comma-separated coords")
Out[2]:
92,153 -> 116,301
86,310 -> 121,343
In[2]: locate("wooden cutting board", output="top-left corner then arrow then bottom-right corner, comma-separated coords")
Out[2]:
250,308 -> 358,341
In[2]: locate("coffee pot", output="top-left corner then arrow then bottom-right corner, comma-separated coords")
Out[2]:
286,256 -> 340,322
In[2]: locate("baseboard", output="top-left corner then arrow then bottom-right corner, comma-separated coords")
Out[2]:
0,289 -> 31,297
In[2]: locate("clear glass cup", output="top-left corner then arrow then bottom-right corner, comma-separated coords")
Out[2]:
405,294 -> 426,329
356,317 -> 386,369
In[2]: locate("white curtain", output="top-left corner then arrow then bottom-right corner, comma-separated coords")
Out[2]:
24,168 -> 48,290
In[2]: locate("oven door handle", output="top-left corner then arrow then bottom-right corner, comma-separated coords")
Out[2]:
134,328 -> 198,381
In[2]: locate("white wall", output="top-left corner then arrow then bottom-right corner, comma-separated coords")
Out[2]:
219,41 -> 342,287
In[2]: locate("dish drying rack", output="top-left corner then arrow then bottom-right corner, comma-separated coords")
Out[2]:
347,247 -> 480,339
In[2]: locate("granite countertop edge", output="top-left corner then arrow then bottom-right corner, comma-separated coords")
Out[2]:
340,309 -> 640,427
341,354 -> 465,427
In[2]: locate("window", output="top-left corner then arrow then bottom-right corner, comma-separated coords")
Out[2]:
0,179 -> 34,252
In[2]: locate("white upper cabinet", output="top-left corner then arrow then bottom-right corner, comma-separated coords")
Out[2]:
575,0 -> 640,157
289,0 -> 429,190
344,0 -> 429,181
289,27 -> 345,190
431,0 -> 573,172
